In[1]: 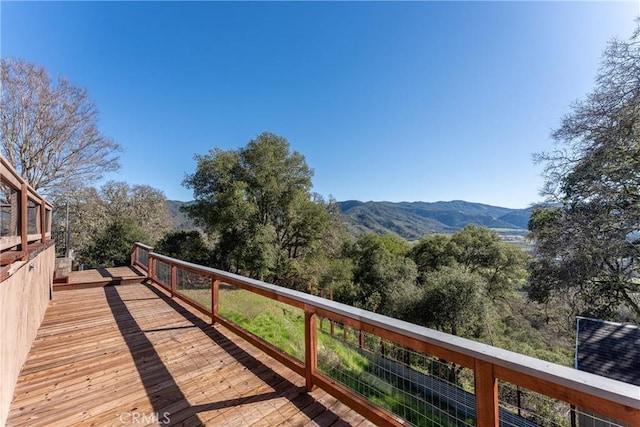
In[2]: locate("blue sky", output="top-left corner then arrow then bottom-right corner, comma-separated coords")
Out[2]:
2,1 -> 638,209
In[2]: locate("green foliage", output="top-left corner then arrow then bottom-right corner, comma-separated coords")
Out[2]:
183,132 -> 333,286
155,230 -> 211,265
531,22 -> 640,322
409,234 -> 456,279
82,216 -> 149,268
56,181 -> 172,261
350,233 -> 419,317
415,266 -> 484,336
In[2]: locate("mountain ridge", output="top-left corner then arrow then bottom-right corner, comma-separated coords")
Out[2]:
336,200 -> 533,240
167,199 -> 534,241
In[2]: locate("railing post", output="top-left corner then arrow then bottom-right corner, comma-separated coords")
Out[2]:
170,264 -> 177,297
304,309 -> 317,392
148,255 -> 156,283
39,198 -> 46,243
130,245 -> 138,267
212,278 -> 219,325
20,183 -> 28,259
475,359 -> 499,427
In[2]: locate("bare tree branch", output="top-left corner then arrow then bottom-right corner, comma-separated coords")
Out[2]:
1,58 -> 121,197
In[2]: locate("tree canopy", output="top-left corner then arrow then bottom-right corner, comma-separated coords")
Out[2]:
0,58 -> 121,196
61,181 -> 172,267
183,132 -> 332,286
155,230 -> 211,266
530,22 -> 640,321
408,226 -> 528,337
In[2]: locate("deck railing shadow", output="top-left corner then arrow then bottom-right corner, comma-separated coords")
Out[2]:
104,285 -> 202,425
141,282 -> 346,425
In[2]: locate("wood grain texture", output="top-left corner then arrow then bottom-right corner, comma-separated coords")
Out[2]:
7,283 -> 372,427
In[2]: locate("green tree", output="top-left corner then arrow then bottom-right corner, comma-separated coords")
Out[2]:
531,22 -> 640,321
83,216 -> 149,268
350,233 -> 419,317
451,225 -> 528,300
411,226 -> 528,301
61,181 -> 172,260
183,132 -> 332,286
155,230 -> 211,265
414,266 -> 484,336
409,234 -> 456,284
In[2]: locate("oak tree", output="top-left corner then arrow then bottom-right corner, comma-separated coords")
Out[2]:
183,132 -> 332,286
530,22 -> 640,320
1,58 -> 121,196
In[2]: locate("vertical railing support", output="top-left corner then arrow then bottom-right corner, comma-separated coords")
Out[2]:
304,309 -> 317,392
130,246 -> 138,267
148,255 -> 156,283
212,278 -> 220,325
475,359 -> 499,427
170,264 -> 177,297
20,183 -> 28,259
39,198 -> 46,243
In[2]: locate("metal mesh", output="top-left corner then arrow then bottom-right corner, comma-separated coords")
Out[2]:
498,380 -> 571,427
154,259 -> 171,289
317,322 -> 475,427
0,182 -> 17,237
217,284 -> 305,361
574,407 -> 629,427
27,199 -> 38,234
499,381 -> 629,427
137,247 -> 149,269
176,267 -> 211,309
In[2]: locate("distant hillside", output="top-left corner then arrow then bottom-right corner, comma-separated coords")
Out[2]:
167,199 -> 535,242
166,200 -> 197,231
337,200 -> 534,241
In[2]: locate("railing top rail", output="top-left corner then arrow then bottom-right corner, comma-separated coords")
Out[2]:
1,154 -> 51,208
133,242 -> 153,251
148,250 -> 640,410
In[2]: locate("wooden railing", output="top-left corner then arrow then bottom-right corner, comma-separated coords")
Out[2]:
1,155 -> 52,281
131,242 -> 640,427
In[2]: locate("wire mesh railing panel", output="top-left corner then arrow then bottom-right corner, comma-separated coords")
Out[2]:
137,247 -> 150,269
154,259 -> 171,289
498,380 -> 572,427
574,408 -> 629,427
176,267 -> 211,309
317,322 -> 476,427
0,182 -> 17,238
217,283 -> 304,361
27,199 -> 38,235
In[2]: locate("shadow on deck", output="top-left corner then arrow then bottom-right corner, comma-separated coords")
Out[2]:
7,280 -> 373,426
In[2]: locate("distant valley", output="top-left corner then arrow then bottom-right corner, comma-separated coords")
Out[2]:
167,199 -> 534,242
337,200 -> 533,241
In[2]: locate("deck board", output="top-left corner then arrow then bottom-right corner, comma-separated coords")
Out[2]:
53,266 -> 147,290
7,282 -> 374,426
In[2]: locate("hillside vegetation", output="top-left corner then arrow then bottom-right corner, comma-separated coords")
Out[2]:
337,200 -> 532,240
168,199 -> 533,241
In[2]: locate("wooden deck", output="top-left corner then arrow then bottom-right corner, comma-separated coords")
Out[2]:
7,282 -> 374,426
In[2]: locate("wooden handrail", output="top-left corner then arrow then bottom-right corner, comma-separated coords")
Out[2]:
132,243 -> 640,427
1,155 -> 52,271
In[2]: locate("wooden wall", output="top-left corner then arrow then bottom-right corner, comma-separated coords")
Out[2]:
0,245 -> 54,426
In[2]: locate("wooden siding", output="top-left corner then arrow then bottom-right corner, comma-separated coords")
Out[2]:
0,245 -> 54,426
7,283 -> 373,426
